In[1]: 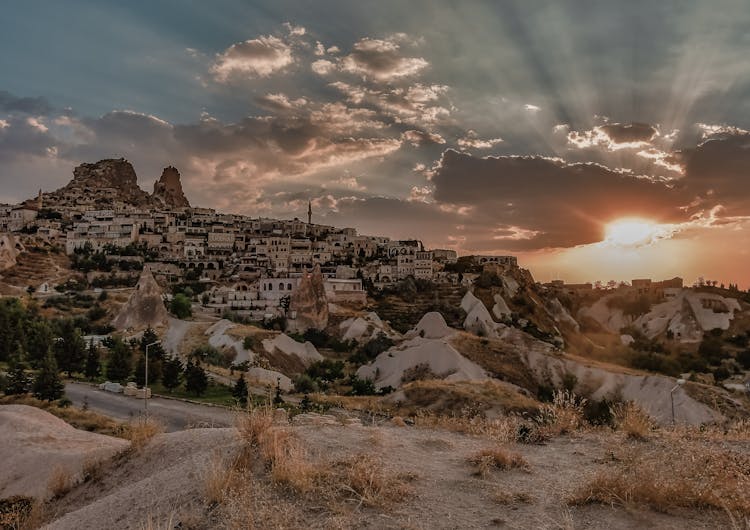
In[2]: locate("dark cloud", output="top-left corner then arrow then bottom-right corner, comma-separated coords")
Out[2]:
430,149 -> 690,249
0,91 -> 53,115
676,132 -> 750,217
599,123 -> 657,144
0,115 -> 59,162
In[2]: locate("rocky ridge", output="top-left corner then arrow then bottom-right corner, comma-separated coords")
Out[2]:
152,166 -> 190,208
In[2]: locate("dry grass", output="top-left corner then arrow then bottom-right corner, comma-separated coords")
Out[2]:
139,513 -> 175,530
401,379 -> 539,417
235,406 -> 275,448
228,407 -> 413,519
337,454 -> 413,508
414,410 -> 522,443
468,447 -> 528,477
0,496 -> 42,530
0,394 -> 128,438
569,440 -> 750,515
611,401 -> 653,440
535,390 -> 586,437
492,489 -> 534,505
47,465 -> 74,498
203,454 -> 238,506
126,416 -> 164,450
260,428 -> 320,494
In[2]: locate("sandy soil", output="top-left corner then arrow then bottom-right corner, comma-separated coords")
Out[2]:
0,405 -> 129,500
34,420 -> 738,529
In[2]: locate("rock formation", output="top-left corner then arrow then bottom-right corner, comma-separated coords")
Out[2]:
58,158 -> 154,206
113,267 -> 169,331
0,233 -> 23,272
290,264 -> 328,331
152,166 -> 190,208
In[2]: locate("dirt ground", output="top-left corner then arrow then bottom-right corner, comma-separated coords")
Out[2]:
31,418 -> 744,530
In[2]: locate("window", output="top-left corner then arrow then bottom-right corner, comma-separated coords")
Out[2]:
279,283 -> 284,291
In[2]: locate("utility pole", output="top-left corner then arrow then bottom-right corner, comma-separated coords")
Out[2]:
144,340 -> 161,416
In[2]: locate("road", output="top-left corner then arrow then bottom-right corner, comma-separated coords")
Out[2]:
65,382 -> 236,432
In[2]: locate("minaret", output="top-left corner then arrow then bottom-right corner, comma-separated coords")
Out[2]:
307,200 -> 312,225
37,189 -> 43,210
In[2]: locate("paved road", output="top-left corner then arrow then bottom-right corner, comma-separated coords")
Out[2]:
65,382 -> 236,432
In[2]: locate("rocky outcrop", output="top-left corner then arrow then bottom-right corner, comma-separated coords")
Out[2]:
290,265 -> 328,331
113,267 -> 169,331
0,233 -> 23,272
152,166 -> 190,208
57,159 -> 153,206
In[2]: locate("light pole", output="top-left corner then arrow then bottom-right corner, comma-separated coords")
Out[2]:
670,378 -> 686,425
144,340 -> 161,416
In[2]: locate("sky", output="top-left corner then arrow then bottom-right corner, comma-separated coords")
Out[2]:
2,0 -> 750,287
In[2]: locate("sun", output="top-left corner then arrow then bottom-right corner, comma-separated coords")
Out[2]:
604,218 -> 665,247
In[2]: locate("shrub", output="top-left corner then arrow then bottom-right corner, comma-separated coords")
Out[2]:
170,293 -> 192,319
468,447 -> 528,477
293,374 -> 318,393
349,376 -> 378,396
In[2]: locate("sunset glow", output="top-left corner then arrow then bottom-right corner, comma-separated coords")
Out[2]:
604,219 -> 672,247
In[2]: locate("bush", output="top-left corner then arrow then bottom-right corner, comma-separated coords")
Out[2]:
293,373 -> 318,393
306,359 -> 345,383
170,293 -> 192,319
737,349 -> 750,370
349,376 -> 378,396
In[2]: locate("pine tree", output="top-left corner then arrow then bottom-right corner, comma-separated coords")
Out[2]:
232,374 -> 248,406
184,360 -> 208,396
5,362 -> 31,395
106,338 -> 133,382
32,352 -> 64,402
84,339 -> 100,381
54,320 -> 87,377
26,319 -> 53,369
273,378 -> 284,405
134,353 -> 147,387
162,355 -> 183,392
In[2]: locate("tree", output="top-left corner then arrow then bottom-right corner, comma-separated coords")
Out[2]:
134,353 -> 147,387
106,338 -> 133,382
232,374 -> 248,406
273,378 -> 284,405
26,320 -> 53,368
162,355 -> 183,392
184,360 -> 208,396
5,362 -> 31,395
84,339 -> 101,381
33,352 -> 65,401
170,293 -> 192,319
54,320 -> 87,377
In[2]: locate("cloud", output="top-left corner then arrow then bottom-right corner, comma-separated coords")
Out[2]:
457,130 -> 503,150
402,129 -> 445,147
256,93 -> 308,112
210,35 -> 294,81
339,37 -> 428,81
0,91 -> 53,115
429,149 -> 690,250
523,104 -> 541,112
311,59 -> 336,75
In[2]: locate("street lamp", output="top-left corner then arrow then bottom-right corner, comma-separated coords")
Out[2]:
144,340 -> 161,416
670,378 -> 686,425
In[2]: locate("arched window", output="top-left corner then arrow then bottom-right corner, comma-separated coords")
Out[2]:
279,283 -> 284,291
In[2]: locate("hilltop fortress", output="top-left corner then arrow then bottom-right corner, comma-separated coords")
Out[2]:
0,159 -> 517,325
